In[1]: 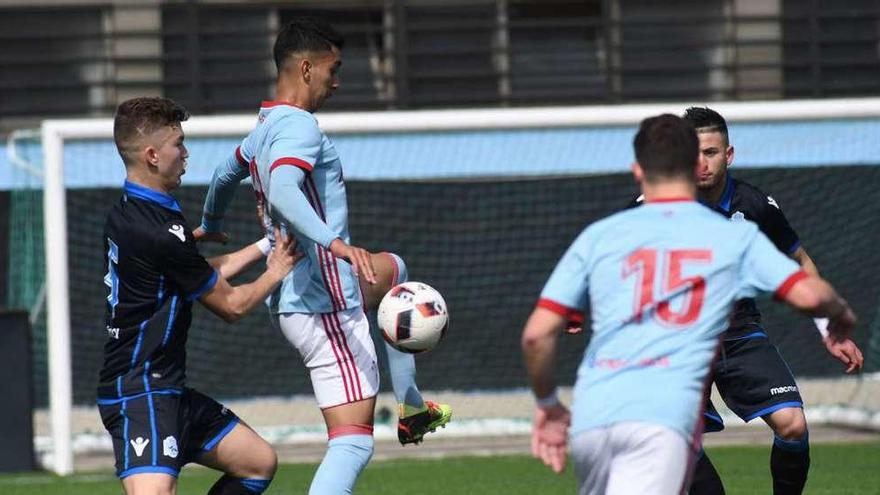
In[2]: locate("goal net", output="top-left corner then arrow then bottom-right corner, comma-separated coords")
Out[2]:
6,98 -> 880,474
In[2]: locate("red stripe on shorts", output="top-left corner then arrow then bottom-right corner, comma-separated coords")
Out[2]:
319,313 -> 352,403
331,311 -> 364,401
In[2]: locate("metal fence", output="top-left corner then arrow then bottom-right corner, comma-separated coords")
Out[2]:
1,0 -> 878,127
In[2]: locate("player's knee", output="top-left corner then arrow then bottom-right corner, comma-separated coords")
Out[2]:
248,443 -> 278,479
123,477 -> 176,495
129,488 -> 174,495
231,440 -> 277,479
773,411 -> 808,440
385,252 -> 408,284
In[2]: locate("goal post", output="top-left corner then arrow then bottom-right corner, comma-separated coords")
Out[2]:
39,97 -> 880,475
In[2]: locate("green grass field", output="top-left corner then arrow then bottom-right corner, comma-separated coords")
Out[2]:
1,442 -> 877,494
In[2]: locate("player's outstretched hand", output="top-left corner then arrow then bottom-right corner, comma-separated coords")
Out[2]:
266,226 -> 303,278
193,226 -> 230,244
823,336 -> 864,374
531,403 -> 570,474
824,303 -> 859,372
826,304 -> 857,338
329,239 -> 377,285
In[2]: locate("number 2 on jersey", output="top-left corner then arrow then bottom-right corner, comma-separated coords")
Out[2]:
104,238 -> 120,319
623,249 -> 712,326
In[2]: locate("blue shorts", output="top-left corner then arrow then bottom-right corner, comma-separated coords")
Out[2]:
98,387 -> 240,479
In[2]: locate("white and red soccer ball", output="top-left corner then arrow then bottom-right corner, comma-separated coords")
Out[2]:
377,281 -> 449,354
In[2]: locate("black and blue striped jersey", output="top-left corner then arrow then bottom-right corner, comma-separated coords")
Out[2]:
632,174 -> 801,339
98,181 -> 218,400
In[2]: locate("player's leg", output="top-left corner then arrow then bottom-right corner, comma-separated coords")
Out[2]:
99,392 -> 185,495
764,405 -> 809,495
689,449 -> 726,495
570,427 -> 613,495
122,474 -> 177,495
604,422 -> 691,495
361,251 -> 452,445
279,308 -> 380,494
187,389 -> 276,495
715,336 -> 809,495
311,398 -> 377,495
361,252 -> 423,407
689,386 -> 726,494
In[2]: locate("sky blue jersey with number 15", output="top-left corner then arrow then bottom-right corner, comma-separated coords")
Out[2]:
537,199 -> 805,443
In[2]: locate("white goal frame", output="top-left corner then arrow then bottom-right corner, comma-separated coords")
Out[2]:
40,97 -> 880,474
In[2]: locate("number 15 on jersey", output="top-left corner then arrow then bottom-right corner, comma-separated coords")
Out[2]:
623,249 -> 712,326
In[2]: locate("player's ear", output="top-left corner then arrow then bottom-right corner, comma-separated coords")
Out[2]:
301,58 -> 312,83
631,162 -> 644,184
143,145 -> 159,168
726,145 -> 735,168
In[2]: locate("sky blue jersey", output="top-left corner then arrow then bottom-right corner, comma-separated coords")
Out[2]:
201,102 -> 360,314
538,199 -> 805,442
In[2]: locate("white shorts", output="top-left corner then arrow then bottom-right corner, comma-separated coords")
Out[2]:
571,422 -> 694,495
278,307 -> 379,408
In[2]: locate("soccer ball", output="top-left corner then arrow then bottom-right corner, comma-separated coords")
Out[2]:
377,281 -> 449,354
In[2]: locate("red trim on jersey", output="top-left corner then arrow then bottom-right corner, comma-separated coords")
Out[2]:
301,180 -> 342,310
305,176 -> 327,219
270,157 -> 313,173
328,424 -> 373,440
327,249 -> 348,310
644,197 -> 696,203
301,176 -> 347,310
323,246 -> 347,311
536,298 -> 585,324
317,247 -> 341,312
260,100 -> 300,108
234,146 -> 248,167
320,313 -> 352,403
774,270 -> 809,301
331,311 -> 364,401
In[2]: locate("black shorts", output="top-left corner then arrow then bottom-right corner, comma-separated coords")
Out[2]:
703,334 -> 803,432
98,387 -> 240,479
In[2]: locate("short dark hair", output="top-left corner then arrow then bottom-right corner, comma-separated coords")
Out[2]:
683,106 -> 728,142
633,114 -> 699,182
273,17 -> 345,71
113,97 -> 189,166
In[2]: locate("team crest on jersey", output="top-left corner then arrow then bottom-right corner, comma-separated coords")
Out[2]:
730,211 -> 745,222
163,436 -> 179,458
168,224 -> 186,242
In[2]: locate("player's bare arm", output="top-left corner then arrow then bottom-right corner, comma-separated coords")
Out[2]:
782,275 -> 857,340
206,237 -> 284,280
522,307 -> 571,474
789,246 -> 864,373
790,246 -> 818,276
199,227 -> 301,323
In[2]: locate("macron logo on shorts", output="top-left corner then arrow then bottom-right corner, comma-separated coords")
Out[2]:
770,385 -> 798,395
130,437 -> 149,457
